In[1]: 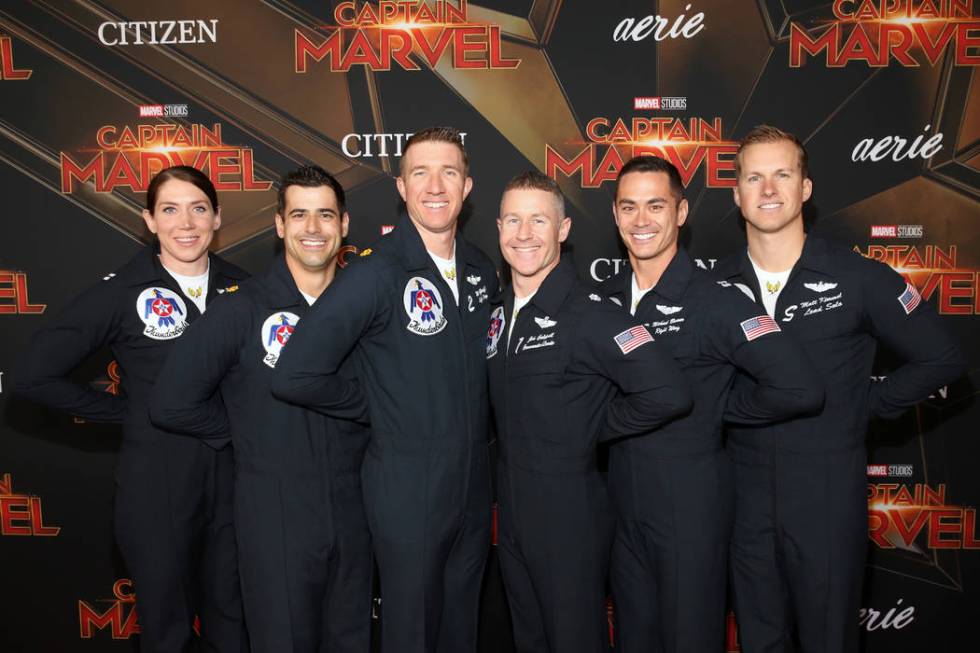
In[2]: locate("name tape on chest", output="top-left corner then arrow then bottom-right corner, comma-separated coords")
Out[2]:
467,284 -> 489,312
136,287 -> 189,340
261,312 -> 300,368
516,332 -> 556,353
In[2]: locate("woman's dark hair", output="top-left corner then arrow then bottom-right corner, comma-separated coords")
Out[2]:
146,166 -> 219,212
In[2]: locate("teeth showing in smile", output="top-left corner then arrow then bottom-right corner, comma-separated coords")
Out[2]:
632,233 -> 656,241
424,201 -> 449,209
759,202 -> 782,209
175,236 -> 198,244
300,239 -> 325,247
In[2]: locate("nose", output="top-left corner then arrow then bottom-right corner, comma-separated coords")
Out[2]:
303,214 -> 319,233
425,173 -> 446,195
761,176 -> 777,196
516,218 -> 533,240
634,207 -> 652,227
178,208 -> 194,229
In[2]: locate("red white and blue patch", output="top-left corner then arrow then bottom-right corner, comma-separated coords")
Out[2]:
898,281 -> 921,315
135,287 -> 188,340
486,306 -> 505,359
261,312 -> 300,368
403,276 -> 447,336
614,325 -> 653,354
740,315 -> 781,341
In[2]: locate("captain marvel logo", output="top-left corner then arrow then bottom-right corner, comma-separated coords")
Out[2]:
135,287 -> 188,340
403,276 -> 447,336
486,306 -> 505,359
261,312 -> 300,368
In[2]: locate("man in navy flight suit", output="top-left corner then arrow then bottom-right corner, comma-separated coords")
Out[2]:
151,166 -> 372,653
600,155 -> 823,652
272,127 -> 497,653
488,171 -> 693,653
717,125 -> 965,652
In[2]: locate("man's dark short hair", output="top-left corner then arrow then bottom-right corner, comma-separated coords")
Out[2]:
400,126 -> 469,175
735,125 -> 809,179
614,156 -> 685,203
277,165 -> 346,215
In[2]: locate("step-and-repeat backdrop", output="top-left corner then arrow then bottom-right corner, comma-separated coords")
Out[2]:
1,1 -> 978,651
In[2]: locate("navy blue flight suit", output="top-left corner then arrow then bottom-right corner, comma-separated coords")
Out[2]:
600,249 -> 823,653
271,215 -> 498,653
715,235 -> 965,653
150,255 -> 372,653
489,259 -> 693,653
14,245 -> 248,653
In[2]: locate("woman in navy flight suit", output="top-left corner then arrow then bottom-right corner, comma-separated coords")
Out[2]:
16,166 -> 247,653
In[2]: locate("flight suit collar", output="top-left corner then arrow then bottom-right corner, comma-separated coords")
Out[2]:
258,255 -> 306,310
794,234 -> 834,277
390,213 -> 472,274
649,248 -> 693,303
604,266 -> 632,303
604,248 -> 693,304
717,233 -> 833,291
516,257 -> 577,317
117,243 -> 248,289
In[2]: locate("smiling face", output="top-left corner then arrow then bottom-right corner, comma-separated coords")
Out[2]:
396,140 -> 472,238
275,185 -> 348,272
142,178 -> 221,272
733,139 -> 812,236
498,188 -> 570,289
613,170 -> 688,265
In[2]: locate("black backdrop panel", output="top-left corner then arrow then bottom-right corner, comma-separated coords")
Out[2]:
2,1 -> 978,650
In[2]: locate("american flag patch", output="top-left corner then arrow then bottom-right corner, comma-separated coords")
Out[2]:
740,315 -> 781,341
898,281 -> 920,315
614,326 -> 653,354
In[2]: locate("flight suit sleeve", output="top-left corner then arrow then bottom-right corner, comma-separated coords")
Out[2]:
13,280 -> 126,422
149,295 -> 244,438
271,261 -> 380,422
573,304 -> 693,441
705,288 -> 825,425
861,259 -> 966,419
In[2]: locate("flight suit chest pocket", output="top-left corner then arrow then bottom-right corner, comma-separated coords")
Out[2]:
506,349 -> 565,380
658,332 -> 698,365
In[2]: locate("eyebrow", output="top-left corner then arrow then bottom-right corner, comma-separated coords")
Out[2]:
746,167 -> 795,175
618,197 -> 668,205
501,211 -> 551,220
410,164 -> 461,173
158,200 -> 208,206
289,207 -> 336,215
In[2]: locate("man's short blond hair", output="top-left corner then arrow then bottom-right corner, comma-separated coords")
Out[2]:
735,125 -> 808,179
